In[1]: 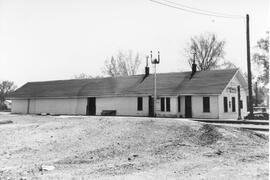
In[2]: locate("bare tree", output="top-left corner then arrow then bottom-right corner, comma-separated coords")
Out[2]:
72,73 -> 103,79
103,50 -> 141,77
72,73 -> 93,79
219,60 -> 237,69
185,33 -> 226,71
0,80 -> 17,105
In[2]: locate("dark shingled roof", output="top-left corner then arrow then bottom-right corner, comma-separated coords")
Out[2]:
11,69 -> 239,98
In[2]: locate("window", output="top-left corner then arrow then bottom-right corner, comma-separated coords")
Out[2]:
203,97 -> 210,112
224,97 -> 228,112
161,97 -> 165,112
160,97 -> 170,112
137,97 -> 143,111
166,97 -> 170,112
232,97 -> 236,112
178,96 -> 181,112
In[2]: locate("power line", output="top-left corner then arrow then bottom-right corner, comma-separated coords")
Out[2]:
161,0 -> 244,18
149,0 -> 245,19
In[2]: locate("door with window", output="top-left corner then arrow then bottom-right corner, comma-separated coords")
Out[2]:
185,96 -> 192,118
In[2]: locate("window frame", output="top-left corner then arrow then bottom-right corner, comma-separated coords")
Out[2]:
137,97 -> 143,111
160,97 -> 165,112
224,97 -> 228,113
232,97 -> 236,112
166,97 -> 171,112
160,97 -> 171,112
203,96 -> 210,113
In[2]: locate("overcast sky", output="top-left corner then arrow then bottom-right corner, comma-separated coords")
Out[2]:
0,0 -> 269,87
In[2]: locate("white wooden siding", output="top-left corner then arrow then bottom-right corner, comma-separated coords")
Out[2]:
218,75 -> 248,119
11,99 -> 28,113
96,96 -> 148,116
12,98 -> 87,115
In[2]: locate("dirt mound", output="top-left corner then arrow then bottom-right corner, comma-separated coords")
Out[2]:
53,120 -> 268,177
196,124 -> 223,146
0,115 -> 268,179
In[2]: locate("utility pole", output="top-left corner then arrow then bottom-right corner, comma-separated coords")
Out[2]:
150,51 -> 160,117
246,14 -> 254,117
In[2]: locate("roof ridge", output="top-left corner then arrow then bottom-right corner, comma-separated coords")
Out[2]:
26,74 -> 145,84
25,68 -> 238,84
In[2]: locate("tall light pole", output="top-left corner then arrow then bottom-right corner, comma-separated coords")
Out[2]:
150,51 -> 160,117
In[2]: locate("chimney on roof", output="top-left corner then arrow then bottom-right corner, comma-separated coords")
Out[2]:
190,53 -> 197,79
145,56 -> 150,76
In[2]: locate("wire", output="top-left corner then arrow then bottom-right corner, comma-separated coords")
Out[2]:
161,0 -> 244,18
149,0 -> 245,19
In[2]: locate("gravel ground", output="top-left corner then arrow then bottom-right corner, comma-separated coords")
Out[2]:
0,114 -> 268,180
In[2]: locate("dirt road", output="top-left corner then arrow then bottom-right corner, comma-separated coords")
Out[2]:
0,114 -> 268,179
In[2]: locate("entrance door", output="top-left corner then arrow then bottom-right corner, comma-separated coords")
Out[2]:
185,96 -> 192,118
148,96 -> 154,117
86,97 -> 96,115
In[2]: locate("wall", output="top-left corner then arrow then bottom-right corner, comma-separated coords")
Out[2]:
12,98 -> 87,115
12,96 -> 149,116
11,99 -> 28,113
96,96 -> 149,116
173,96 -> 219,118
154,95 -> 219,118
218,75 -> 248,119
11,96 -> 184,117
192,95 -> 219,119
12,93 -> 239,119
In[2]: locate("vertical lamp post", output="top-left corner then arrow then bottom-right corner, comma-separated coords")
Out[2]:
150,51 -> 160,117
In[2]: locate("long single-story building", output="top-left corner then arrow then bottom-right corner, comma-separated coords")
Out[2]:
10,66 -> 248,119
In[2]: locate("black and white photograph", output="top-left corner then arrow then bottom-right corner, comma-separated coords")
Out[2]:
0,0 -> 269,179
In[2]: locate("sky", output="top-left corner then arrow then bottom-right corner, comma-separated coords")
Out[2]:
0,0 -> 269,87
